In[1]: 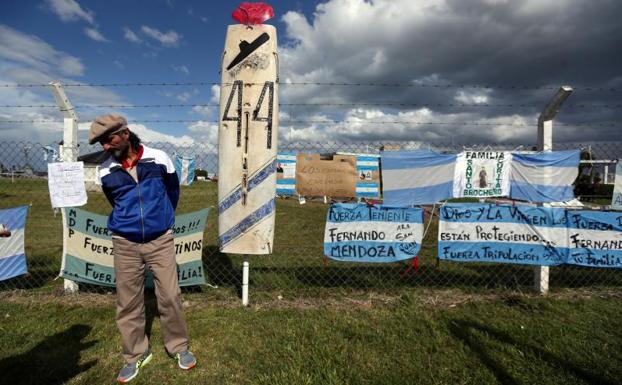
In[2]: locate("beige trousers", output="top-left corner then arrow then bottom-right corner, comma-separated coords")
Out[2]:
113,231 -> 189,363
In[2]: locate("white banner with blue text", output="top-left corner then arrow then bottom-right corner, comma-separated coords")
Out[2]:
324,203 -> 423,263
439,203 -> 622,268
566,210 -> 622,268
61,207 -> 209,286
439,203 -> 568,266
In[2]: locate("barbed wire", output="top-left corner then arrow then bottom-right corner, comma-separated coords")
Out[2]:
2,103 -> 621,109
0,81 -> 620,92
0,118 -> 616,128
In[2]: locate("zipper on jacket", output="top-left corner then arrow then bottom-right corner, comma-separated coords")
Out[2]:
117,166 -> 145,242
136,169 -> 146,243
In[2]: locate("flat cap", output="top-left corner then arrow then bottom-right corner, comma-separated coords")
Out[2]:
89,114 -> 128,144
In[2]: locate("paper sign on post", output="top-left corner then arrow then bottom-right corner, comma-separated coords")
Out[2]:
48,162 -> 87,208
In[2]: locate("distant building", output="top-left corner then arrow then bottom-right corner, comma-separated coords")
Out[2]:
77,150 -> 109,192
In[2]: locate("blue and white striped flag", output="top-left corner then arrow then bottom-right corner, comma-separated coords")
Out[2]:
381,149 -> 456,205
356,154 -> 380,198
0,206 -> 29,281
175,155 -> 196,186
510,150 -> 580,202
276,152 -> 296,196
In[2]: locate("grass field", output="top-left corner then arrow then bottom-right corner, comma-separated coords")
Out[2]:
0,290 -> 620,385
1,178 -> 622,384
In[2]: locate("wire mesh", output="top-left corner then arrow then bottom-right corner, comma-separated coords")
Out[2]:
0,140 -> 621,296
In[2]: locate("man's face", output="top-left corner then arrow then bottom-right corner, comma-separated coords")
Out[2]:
100,128 -> 130,160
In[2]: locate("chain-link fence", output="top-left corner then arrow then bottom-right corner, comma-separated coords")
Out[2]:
1,140 -> 621,297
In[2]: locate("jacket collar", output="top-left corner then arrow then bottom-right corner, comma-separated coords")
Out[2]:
121,144 -> 144,169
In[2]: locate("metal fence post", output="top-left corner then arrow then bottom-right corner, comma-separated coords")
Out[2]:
242,258 -> 249,306
49,82 -> 80,293
535,85 -> 573,294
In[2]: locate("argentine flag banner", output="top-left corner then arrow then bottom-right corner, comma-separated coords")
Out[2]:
324,203 -> 423,263
175,155 -> 196,186
0,206 -> 29,281
381,149 -> 456,205
509,150 -> 580,202
276,151 -> 296,196
60,207 -> 209,286
566,210 -> 622,268
355,154 -> 380,198
439,203 -> 567,266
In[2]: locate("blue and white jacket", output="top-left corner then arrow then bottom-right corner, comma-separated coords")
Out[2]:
99,145 -> 179,243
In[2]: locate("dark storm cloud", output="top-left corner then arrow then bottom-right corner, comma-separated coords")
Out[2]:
278,0 -> 622,144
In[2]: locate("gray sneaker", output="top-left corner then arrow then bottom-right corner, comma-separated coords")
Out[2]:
117,349 -> 153,383
174,350 -> 197,370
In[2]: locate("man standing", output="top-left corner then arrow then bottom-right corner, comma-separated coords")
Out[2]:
89,114 -> 196,383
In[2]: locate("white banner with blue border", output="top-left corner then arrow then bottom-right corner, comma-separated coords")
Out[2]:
438,203 -> 568,266
566,210 -> 622,268
324,203 -> 423,263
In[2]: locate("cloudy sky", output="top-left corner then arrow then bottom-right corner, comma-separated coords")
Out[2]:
0,0 -> 621,148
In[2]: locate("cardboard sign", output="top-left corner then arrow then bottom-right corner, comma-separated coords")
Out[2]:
295,153 -> 357,197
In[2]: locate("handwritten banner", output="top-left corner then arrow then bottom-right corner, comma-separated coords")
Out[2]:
439,203 -> 622,269
439,203 -> 568,266
60,207 -> 210,286
324,203 -> 423,263
296,153 -> 357,197
566,210 -> 622,268
48,161 -> 87,207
